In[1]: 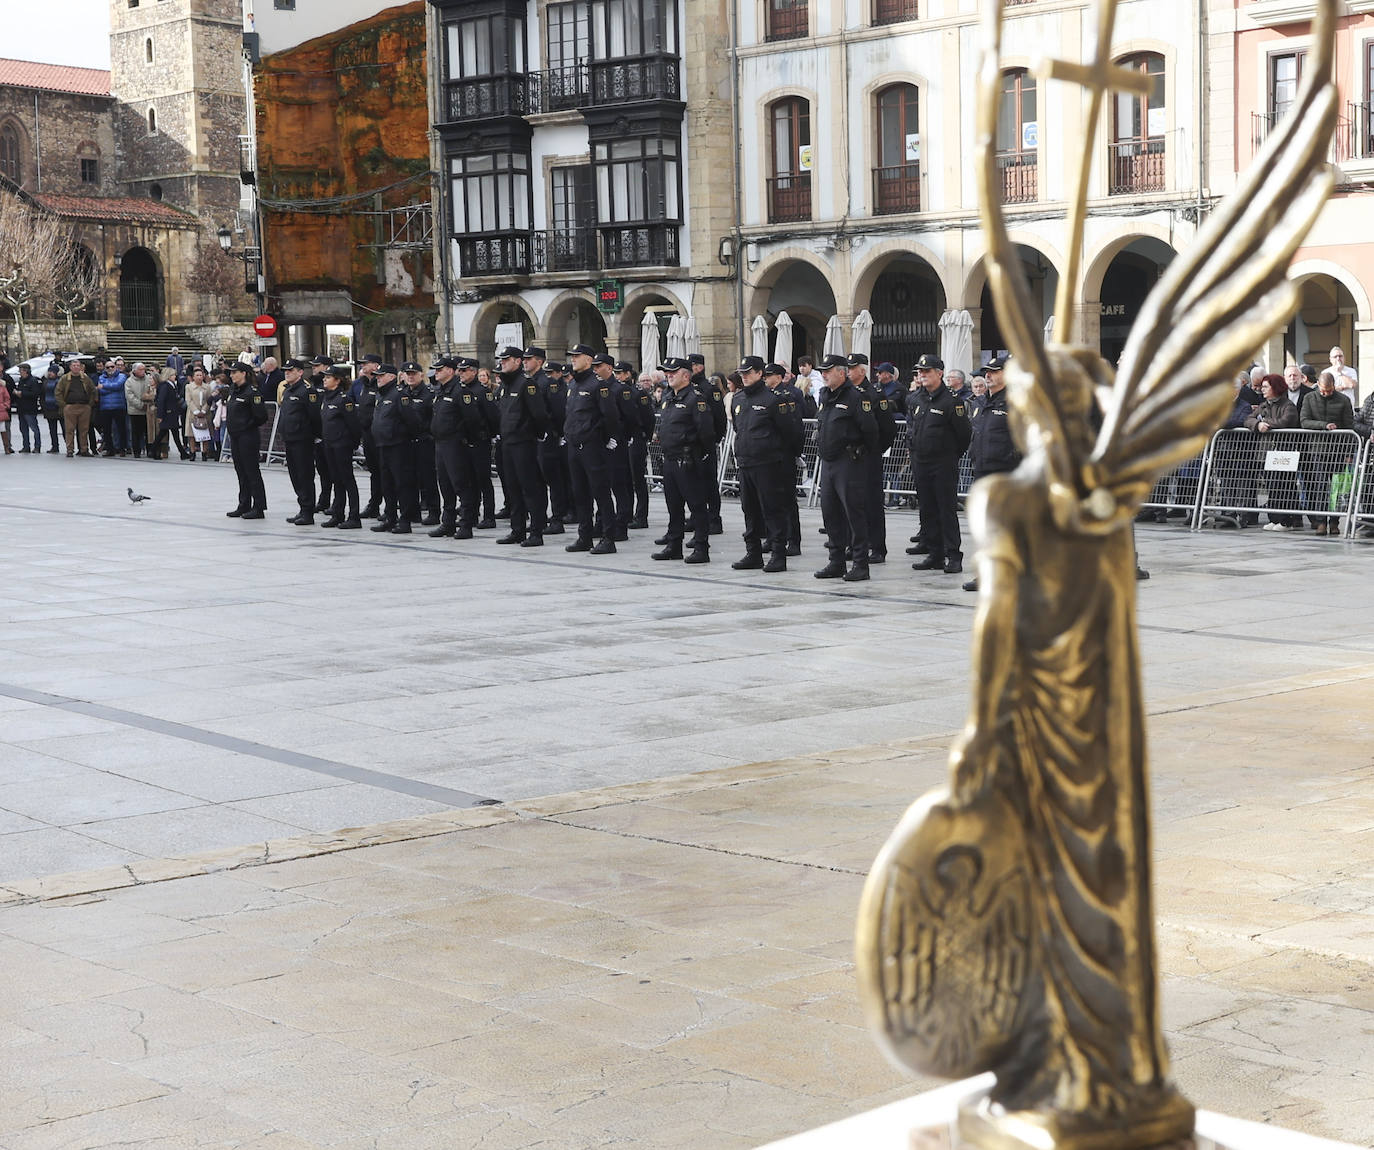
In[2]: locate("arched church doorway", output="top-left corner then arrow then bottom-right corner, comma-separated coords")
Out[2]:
119,247 -> 161,331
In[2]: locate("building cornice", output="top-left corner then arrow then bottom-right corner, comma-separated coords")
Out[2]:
1242,0 -> 1374,26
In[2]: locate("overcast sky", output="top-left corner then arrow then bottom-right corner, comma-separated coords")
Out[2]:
7,2 -> 112,69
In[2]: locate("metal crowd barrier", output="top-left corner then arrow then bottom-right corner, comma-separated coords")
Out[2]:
1139,452 -> 1206,525
1196,427 -> 1367,537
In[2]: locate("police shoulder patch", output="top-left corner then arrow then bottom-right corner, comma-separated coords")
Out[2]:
344,402 -> 354,411
599,387 -> 609,397
955,405 -> 965,417
309,393 -> 319,402
252,396 -> 263,404
400,397 -> 410,405
697,401 -> 707,411
462,394 -> 473,404
862,400 -> 872,412
526,384 -> 536,394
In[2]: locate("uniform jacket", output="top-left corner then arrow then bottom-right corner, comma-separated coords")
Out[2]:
465,380 -> 500,439
564,369 -> 622,447
855,375 -> 897,452
540,373 -> 568,436
320,387 -> 361,448
816,380 -> 879,462
1300,390 -> 1355,431
969,388 -> 1021,475
732,380 -> 803,467
769,382 -> 806,456
225,382 -> 268,434
498,369 -> 550,443
370,382 -> 420,447
432,377 -> 486,444
278,380 -> 322,442
356,380 -> 378,432
632,384 -> 657,440
906,381 -> 972,461
405,383 -> 435,440
657,386 -> 716,457
691,370 -> 728,440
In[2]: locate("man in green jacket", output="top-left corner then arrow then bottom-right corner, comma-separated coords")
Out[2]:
1300,371 -> 1356,534
56,361 -> 97,457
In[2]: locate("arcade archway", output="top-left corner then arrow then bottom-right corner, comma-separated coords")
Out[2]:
118,247 -> 161,331
867,255 -> 946,368
1096,237 -> 1176,365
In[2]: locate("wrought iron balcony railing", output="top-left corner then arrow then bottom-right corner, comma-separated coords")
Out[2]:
872,0 -> 918,25
1107,138 -> 1165,195
589,54 -> 680,104
537,226 -> 600,273
456,231 -> 532,277
533,65 -> 591,112
996,151 -> 1037,204
767,173 -> 812,223
766,0 -> 808,41
442,74 -> 536,123
600,223 -> 680,269
872,163 -> 921,215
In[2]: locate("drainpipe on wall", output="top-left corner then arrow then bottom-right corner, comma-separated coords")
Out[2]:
1197,0 -> 1207,221
729,0 -> 744,357
33,92 -> 42,192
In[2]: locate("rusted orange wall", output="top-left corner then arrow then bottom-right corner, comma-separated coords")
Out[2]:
254,3 -> 432,310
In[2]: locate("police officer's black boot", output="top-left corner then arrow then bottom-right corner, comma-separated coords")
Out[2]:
360,501 -> 380,519
653,534 -> 672,546
520,534 -> 544,548
454,525 -> 474,539
843,562 -> 870,583
814,559 -> 845,579
320,514 -> 342,528
389,518 -> 412,534
421,511 -> 440,526
339,514 -> 361,530
370,517 -> 396,533
429,520 -> 455,538
589,537 -> 617,555
763,552 -> 787,574
708,516 -> 724,535
652,542 -> 683,561
288,512 -> 313,525
683,546 -> 709,565
731,552 -> 764,570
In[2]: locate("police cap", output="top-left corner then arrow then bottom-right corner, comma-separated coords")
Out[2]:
401,361 -> 423,373
327,365 -> 352,380
455,357 -> 479,370
659,357 -> 691,373
914,353 -> 944,371
818,354 -> 847,371
613,360 -> 634,374
591,352 -> 616,366
522,345 -> 546,360
432,356 -> 459,370
283,358 -> 308,371
984,353 -> 1009,372
310,355 -> 334,367
763,363 -> 785,377
361,354 -> 383,365
846,352 -> 869,367
545,361 -> 564,373
687,353 -> 706,366
567,343 -> 596,358
738,355 -> 766,373
496,345 -> 524,360
377,363 -> 399,376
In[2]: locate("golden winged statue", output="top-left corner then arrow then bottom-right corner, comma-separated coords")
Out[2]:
854,1 -> 1339,1146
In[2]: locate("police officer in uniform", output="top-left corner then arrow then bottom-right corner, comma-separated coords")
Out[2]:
464,357 -> 501,533
962,354 -> 1020,591
731,355 -> 804,573
763,363 -> 804,557
369,364 -> 420,533
689,353 -> 726,533
493,345 -> 551,546
319,365 -> 362,529
352,354 -> 383,517
563,344 -> 622,554
595,355 -> 635,540
308,355 -> 334,513
848,352 -> 896,563
524,346 -> 566,535
617,361 -> 655,528
402,362 -> 439,525
429,356 -> 486,539
814,353 -> 879,582
225,363 -> 268,519
278,358 -> 322,525
906,353 -> 972,573
653,357 -> 715,563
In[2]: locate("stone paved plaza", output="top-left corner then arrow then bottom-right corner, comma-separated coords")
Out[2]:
1,453 -> 1372,1148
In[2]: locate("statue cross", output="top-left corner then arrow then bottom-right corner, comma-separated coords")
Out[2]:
1042,0 -> 1151,344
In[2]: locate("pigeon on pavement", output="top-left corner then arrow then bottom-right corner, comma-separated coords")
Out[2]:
128,487 -> 151,504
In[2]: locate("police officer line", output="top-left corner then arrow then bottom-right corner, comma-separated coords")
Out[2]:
1146,427 -> 1374,538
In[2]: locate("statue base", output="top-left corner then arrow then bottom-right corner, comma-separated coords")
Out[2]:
757,1077 -> 1360,1150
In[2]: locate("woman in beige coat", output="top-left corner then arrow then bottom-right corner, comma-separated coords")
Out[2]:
183,366 -> 211,461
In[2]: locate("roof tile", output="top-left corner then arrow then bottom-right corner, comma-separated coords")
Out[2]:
33,193 -> 196,226
0,58 -> 111,98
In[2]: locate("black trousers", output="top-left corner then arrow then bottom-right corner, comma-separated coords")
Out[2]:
415,436 -> 438,512
820,453 -> 871,564
284,438 -> 315,515
914,457 -> 961,561
231,430 -> 266,511
865,451 -> 888,557
314,440 -> 333,508
568,439 -> 616,543
436,437 -> 480,528
480,441 -> 497,518
360,428 -> 381,509
630,437 -> 650,521
706,446 -> 721,519
501,438 -> 548,537
739,461 -> 791,558
378,441 -> 418,523
662,456 -> 709,551
493,439 -> 510,509
128,412 -> 148,457
325,443 -> 359,519
610,441 -> 633,531
539,437 -> 570,518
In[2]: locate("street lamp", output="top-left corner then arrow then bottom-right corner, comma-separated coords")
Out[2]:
216,226 -> 264,310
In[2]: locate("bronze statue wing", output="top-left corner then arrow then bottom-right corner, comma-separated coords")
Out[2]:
1090,0 -> 1339,504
